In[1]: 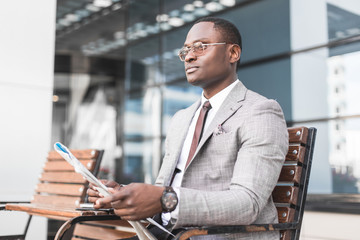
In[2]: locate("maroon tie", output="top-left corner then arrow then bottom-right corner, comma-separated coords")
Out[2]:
185,101 -> 212,168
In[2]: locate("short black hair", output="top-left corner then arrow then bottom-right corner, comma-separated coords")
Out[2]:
194,17 -> 242,50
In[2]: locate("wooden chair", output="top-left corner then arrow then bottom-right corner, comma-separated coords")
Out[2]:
55,126 -> 316,240
1,149 -> 104,239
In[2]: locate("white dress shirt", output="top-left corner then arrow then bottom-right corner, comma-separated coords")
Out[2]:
162,80 -> 239,226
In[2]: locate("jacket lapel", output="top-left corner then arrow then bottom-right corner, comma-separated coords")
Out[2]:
185,81 -> 247,170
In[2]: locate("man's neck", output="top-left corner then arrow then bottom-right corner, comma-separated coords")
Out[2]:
203,78 -> 237,99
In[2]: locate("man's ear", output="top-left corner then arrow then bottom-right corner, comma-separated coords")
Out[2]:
229,44 -> 241,63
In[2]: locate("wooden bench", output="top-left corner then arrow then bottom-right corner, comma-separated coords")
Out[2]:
174,126 -> 317,240
55,126 -> 316,240
2,149 -> 104,239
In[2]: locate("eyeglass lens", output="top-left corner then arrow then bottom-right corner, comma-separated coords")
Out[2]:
179,42 -> 205,61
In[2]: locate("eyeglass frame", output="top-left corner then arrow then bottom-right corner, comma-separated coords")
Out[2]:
178,42 -> 227,61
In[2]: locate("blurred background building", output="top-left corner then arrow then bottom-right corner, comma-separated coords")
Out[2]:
1,0 -> 360,239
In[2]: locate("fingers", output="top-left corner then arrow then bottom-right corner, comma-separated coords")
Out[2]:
110,198 -> 125,209
90,180 -> 119,190
108,188 -> 128,207
113,209 -> 138,221
87,181 -> 110,207
95,195 -> 114,209
88,180 -> 121,198
103,180 -> 120,188
88,182 -> 98,191
87,187 -> 100,197
87,187 -> 101,207
105,187 -> 132,210
107,187 -> 117,195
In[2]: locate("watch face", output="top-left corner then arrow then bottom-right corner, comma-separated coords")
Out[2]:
164,192 -> 178,210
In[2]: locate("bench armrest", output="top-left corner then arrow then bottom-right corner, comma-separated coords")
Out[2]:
0,202 -> 30,211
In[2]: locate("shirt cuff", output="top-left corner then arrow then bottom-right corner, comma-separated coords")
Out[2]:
170,187 -> 180,220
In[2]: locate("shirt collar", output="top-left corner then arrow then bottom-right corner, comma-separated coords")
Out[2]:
201,80 -> 239,113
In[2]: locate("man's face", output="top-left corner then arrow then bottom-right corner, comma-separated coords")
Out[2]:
182,22 -> 232,90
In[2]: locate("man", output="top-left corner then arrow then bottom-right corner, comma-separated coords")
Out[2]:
88,17 -> 288,239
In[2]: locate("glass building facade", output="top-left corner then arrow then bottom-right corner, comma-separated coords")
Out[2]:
53,0 -> 360,205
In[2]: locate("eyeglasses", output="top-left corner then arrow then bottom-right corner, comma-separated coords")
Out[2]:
178,42 -> 226,61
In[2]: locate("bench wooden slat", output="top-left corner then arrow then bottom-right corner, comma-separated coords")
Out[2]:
31,194 -> 83,207
73,224 -> 136,239
43,160 -> 95,171
277,207 -> 295,223
285,146 -> 305,163
288,127 -> 308,144
47,149 -> 99,160
36,183 -> 85,196
40,172 -> 87,184
272,186 -> 298,205
278,165 -> 302,184
280,230 -> 291,240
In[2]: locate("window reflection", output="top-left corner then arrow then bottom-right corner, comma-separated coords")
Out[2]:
218,0 -> 291,63
327,1 -> 360,41
329,118 -> 360,193
328,51 -> 360,193
126,38 -> 161,89
124,88 -> 162,139
123,138 -> 161,184
328,52 -> 360,117
55,73 -> 120,180
162,24 -> 189,83
162,82 -> 202,134
123,141 -> 145,183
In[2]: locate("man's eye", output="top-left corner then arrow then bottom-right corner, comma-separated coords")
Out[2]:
193,42 -> 203,48
180,49 -> 188,54
195,42 -> 206,51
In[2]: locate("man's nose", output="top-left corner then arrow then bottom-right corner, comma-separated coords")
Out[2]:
185,50 -> 196,62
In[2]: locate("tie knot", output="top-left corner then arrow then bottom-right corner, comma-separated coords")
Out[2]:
202,101 -> 211,111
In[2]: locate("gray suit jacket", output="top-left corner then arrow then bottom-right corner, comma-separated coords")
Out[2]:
155,81 -> 288,239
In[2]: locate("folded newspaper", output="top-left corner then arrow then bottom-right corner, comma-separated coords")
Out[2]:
54,142 -> 173,240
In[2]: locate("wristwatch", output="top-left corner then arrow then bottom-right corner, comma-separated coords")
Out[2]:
161,186 -> 178,212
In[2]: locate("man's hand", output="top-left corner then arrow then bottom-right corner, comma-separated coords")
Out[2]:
87,180 -> 122,209
98,183 -> 165,221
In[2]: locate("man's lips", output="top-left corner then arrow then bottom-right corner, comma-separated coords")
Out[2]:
185,66 -> 198,74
